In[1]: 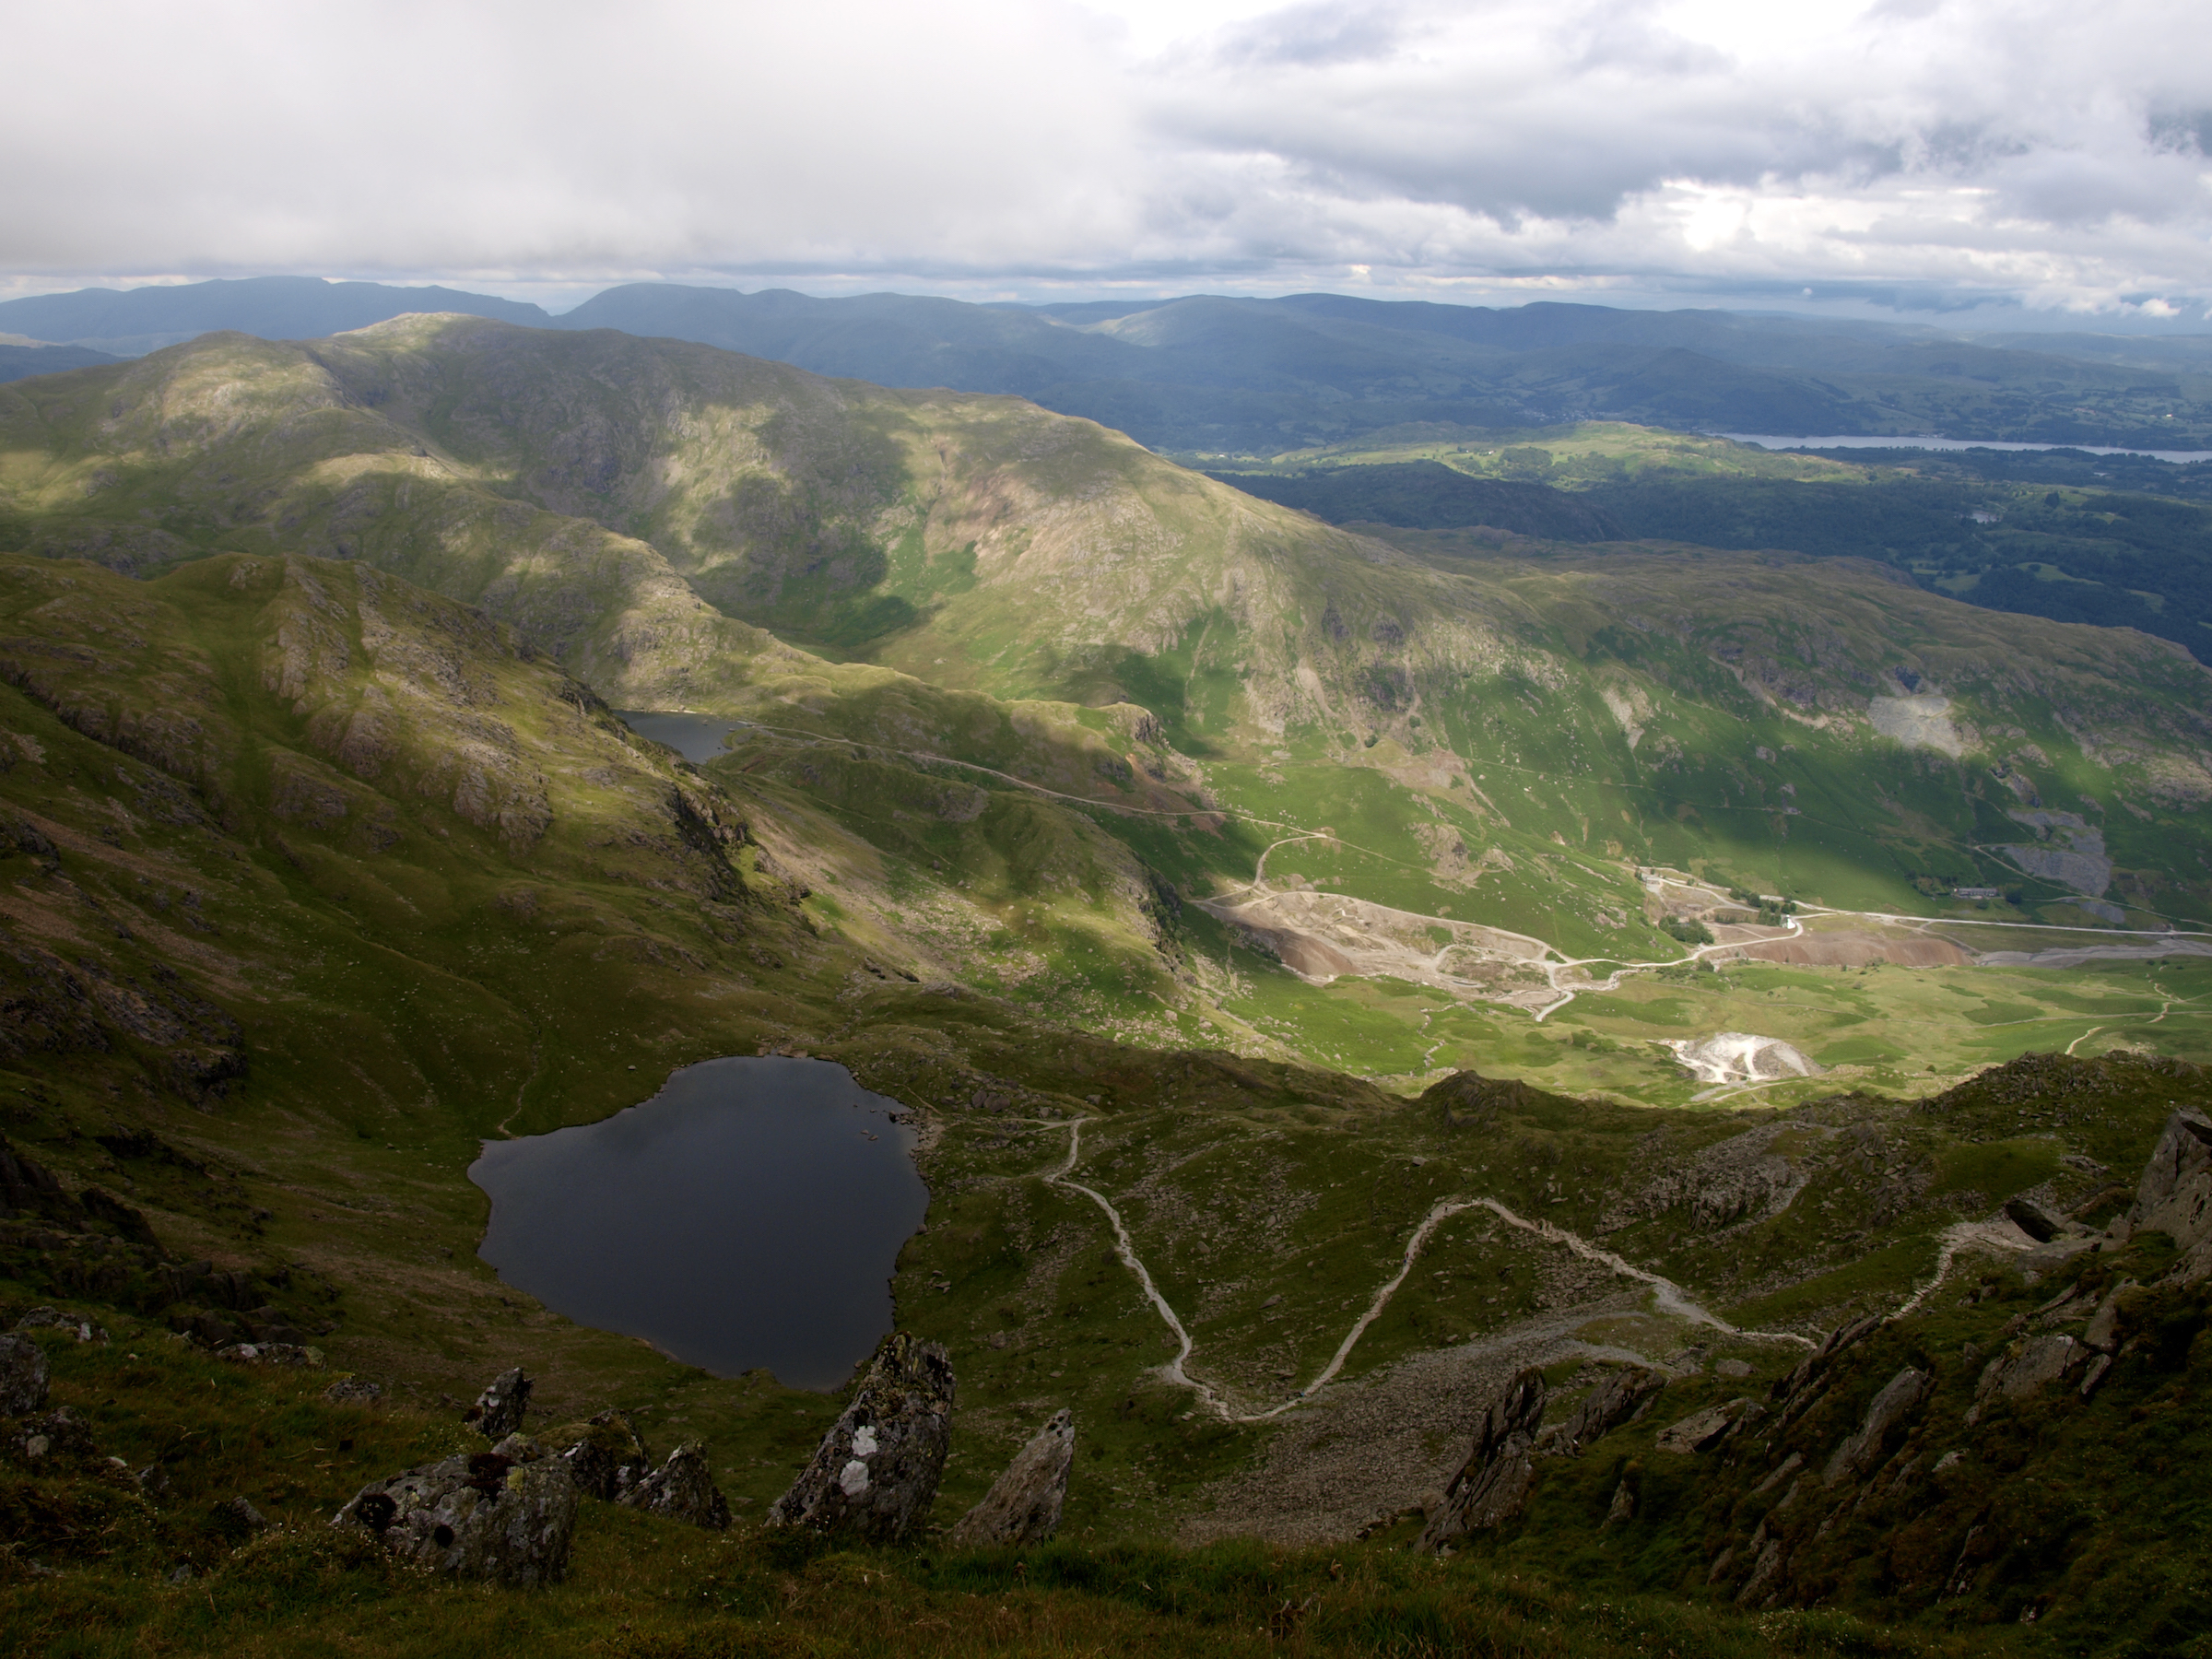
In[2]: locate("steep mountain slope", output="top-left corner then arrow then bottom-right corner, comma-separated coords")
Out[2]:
5,320 -> 2212,1100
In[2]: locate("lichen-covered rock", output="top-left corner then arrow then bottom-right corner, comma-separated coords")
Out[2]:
768,1332 -> 954,1543
1551,1367 -> 1665,1455
335,1450 -> 577,1585
545,1409 -> 653,1502
948,1408 -> 1074,1547
2083,1281 -> 2138,1352
1655,1397 -> 1756,1454
471,1368 -> 532,1440
0,1333 -> 49,1415
2129,1110 -> 2212,1283
1966,1335 -> 2085,1421
324,1375 -> 383,1405
1824,1367 -> 1931,1485
1603,1473 -> 1637,1526
619,1441 -> 730,1530
1418,1367 -> 1545,1551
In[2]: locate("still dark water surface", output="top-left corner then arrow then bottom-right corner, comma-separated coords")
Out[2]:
470,1057 -> 928,1391
613,711 -> 740,763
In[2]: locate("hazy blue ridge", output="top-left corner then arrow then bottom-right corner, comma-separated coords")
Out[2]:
0,275 -> 548,352
5,276 -> 2209,455
556,283 -> 2212,453
0,341 -> 121,382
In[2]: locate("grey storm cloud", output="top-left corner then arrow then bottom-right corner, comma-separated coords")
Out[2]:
2,0 -> 2208,315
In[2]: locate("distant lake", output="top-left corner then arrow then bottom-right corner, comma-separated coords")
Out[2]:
613,710 -> 741,763
471,1057 -> 930,1391
1720,433 -> 2212,465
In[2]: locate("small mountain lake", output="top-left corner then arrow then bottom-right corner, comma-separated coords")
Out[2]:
613,710 -> 741,763
470,1057 -> 929,1391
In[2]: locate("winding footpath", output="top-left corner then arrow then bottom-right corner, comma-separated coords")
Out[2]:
1041,1119 -> 1812,1425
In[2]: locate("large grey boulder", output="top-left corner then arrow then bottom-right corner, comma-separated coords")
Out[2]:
1824,1367 -> 1931,1485
2128,1111 -> 2212,1283
768,1332 -> 955,1544
618,1441 -> 730,1530
335,1447 -> 577,1585
947,1408 -> 1074,1547
1550,1367 -> 1665,1455
0,1334 -> 49,1416
471,1368 -> 532,1440
1418,1367 -> 1545,1551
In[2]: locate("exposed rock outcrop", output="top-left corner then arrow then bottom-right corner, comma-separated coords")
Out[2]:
0,1333 -> 49,1415
546,1409 -> 654,1502
618,1442 -> 730,1530
1548,1366 -> 1665,1454
1966,1335 -> 2086,1421
1424,1070 -> 1547,1128
1418,1367 -> 1545,1551
1603,1473 -> 1637,1526
1771,1313 -> 1881,1430
471,1368 -> 532,1440
0,1135 -> 83,1229
2127,1110 -> 2212,1283
1655,1398 -> 1757,1454
947,1408 -> 1074,1547
1824,1367 -> 1930,1485
335,1449 -> 578,1585
1614,1123 -> 1811,1231
768,1332 -> 954,1543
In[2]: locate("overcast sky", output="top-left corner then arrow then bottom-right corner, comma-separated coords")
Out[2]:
5,0 -> 2210,323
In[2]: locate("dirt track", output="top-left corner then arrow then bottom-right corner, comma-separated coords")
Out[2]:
1719,930 -> 1973,968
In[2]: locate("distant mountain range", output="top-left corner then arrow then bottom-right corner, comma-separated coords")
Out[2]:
0,274 -> 547,359
4,276 -> 2209,452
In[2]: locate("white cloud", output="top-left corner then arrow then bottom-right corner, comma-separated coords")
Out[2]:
2,0 -> 2209,317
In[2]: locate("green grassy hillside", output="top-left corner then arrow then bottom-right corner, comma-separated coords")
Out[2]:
0,423 -> 2205,1651
6,324 -> 2212,1101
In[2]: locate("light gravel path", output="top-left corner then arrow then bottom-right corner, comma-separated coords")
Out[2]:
1041,1120 -> 1812,1425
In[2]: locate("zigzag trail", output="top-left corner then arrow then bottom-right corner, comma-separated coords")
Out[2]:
1041,1119 -> 1814,1426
